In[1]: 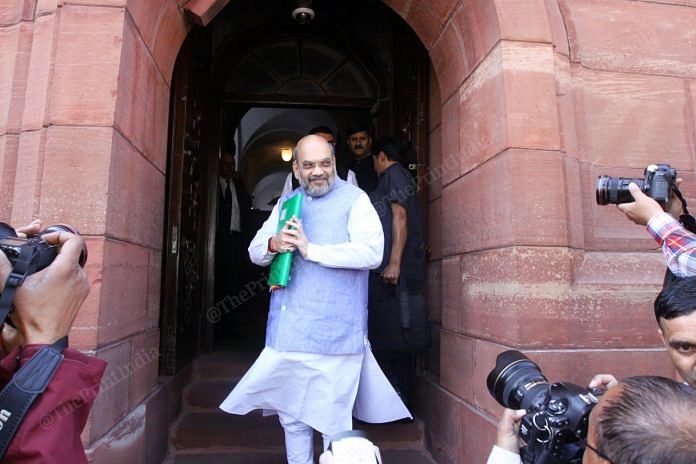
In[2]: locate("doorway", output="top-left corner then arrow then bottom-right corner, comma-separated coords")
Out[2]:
160,0 -> 430,375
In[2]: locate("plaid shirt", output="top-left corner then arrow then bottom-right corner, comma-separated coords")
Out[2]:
647,212 -> 696,277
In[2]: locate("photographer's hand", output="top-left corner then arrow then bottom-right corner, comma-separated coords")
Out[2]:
589,374 -> 618,391
496,408 -> 526,453
4,230 -> 89,345
617,183 -> 665,226
0,219 -> 43,352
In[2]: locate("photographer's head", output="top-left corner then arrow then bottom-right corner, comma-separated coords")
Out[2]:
587,376 -> 696,464
654,277 -> 696,388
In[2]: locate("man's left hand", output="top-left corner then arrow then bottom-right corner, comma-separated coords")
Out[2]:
381,262 -> 400,284
496,408 -> 526,453
284,217 -> 309,258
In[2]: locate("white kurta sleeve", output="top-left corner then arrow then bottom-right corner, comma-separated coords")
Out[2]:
486,446 -> 522,464
248,200 -> 281,267
281,173 -> 294,197
305,193 -> 384,270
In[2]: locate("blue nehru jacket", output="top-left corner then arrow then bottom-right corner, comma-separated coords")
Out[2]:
266,178 -> 369,355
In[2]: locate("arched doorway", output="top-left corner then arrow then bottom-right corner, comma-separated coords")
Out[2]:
160,0 -> 430,373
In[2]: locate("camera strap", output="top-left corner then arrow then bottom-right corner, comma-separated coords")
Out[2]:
0,337 -> 67,460
666,178 -> 696,234
0,245 -> 67,459
0,245 -> 36,327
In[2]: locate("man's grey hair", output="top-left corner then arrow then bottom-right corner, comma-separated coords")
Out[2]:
596,376 -> 696,464
292,139 -> 335,162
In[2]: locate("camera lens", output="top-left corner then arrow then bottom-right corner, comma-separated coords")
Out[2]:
43,224 -> 88,268
487,350 -> 549,410
595,176 -> 643,205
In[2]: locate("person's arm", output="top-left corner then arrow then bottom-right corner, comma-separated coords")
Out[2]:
248,201 -> 281,267
284,193 -> 384,270
381,203 -> 406,284
0,226 -> 107,463
486,408 -> 525,464
486,445 -> 523,464
647,213 -> 696,278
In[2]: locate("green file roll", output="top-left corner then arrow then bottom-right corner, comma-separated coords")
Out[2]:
268,192 -> 303,288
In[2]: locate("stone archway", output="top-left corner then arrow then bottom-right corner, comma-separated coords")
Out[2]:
3,0 -> 691,462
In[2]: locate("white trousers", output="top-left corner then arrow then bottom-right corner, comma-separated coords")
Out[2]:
278,411 -> 332,464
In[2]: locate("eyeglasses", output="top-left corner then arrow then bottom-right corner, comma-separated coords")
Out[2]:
579,437 -> 614,463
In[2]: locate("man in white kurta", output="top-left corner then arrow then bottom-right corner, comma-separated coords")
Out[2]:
220,135 -> 410,464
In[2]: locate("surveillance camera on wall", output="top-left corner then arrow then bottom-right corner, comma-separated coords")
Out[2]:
292,1 -> 315,25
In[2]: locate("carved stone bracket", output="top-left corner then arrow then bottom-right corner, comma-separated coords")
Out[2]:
183,0 -> 231,27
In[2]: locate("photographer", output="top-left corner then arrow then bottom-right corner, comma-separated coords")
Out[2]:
0,221 -> 106,463
487,376 -> 696,464
618,181 -> 696,278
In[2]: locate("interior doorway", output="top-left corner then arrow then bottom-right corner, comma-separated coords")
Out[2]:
160,0 -> 430,375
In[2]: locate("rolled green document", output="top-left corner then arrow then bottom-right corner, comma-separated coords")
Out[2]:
268,192 -> 303,289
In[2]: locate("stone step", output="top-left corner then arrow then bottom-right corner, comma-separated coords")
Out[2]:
193,351 -> 258,380
185,379 -> 238,411
169,449 -> 438,463
172,411 -> 285,451
172,411 -> 425,452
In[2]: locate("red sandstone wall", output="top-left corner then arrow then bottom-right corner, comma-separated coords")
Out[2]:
382,0 -> 696,462
0,0 -> 693,463
0,1 -> 190,462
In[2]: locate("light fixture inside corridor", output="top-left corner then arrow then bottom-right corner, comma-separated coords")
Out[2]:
281,148 -> 293,162
292,0 -> 315,25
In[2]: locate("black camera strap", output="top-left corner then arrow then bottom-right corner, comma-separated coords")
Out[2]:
0,245 -> 67,459
666,178 -> 696,234
0,337 -> 67,460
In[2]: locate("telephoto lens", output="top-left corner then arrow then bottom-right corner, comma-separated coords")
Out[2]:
595,175 -> 642,205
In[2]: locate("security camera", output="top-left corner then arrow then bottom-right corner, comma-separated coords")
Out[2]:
292,2 -> 315,25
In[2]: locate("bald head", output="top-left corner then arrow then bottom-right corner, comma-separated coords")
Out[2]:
292,135 -> 336,197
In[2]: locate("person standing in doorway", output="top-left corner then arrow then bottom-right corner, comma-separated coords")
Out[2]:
216,140 -> 251,336
345,121 -> 378,193
281,126 -> 357,196
219,134 -> 410,464
368,136 -> 427,407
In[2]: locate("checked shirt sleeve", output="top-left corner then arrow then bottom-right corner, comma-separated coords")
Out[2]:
647,212 -> 696,278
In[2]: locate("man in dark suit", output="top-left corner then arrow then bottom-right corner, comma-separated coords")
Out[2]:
216,143 -> 251,335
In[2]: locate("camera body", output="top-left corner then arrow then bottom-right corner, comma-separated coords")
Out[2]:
0,235 -> 57,277
596,163 -> 676,206
487,351 -> 600,464
0,223 -> 86,280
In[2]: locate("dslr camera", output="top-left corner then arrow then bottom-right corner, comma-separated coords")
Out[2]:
0,222 -> 87,280
487,351 -> 601,464
595,163 -> 676,206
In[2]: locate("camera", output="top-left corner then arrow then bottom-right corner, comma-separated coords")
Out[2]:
596,163 -> 676,206
487,351 -> 601,464
0,222 -> 87,278
328,430 -> 381,464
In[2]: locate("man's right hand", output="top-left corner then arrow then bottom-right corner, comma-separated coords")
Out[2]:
0,229 -> 89,346
617,183 -> 666,226
496,408 -> 526,453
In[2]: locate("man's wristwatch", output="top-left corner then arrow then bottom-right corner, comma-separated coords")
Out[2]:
267,237 -> 277,254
